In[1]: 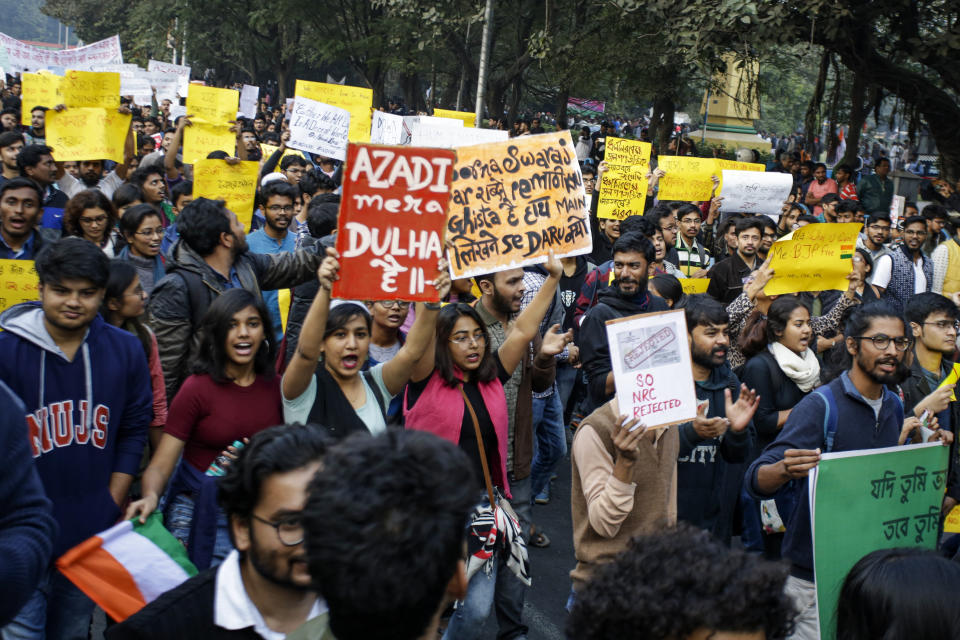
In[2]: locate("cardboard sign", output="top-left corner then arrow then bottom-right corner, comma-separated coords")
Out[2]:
46,108 -> 130,162
294,80 -> 372,143
605,309 -> 697,427
597,137 -> 651,220
370,111 -> 404,145
679,278 -> 710,294
147,60 -> 191,97
192,159 -> 260,231
287,97 -> 350,161
719,170 -> 794,215
0,259 -> 39,311
809,443 -> 948,640
183,121 -> 236,165
239,84 -> 259,119
765,223 -> 860,295
656,156 -> 718,201
445,131 -> 592,279
333,144 -> 455,301
21,72 -> 62,125
889,194 -> 905,229
61,70 -> 120,111
433,108 -> 476,127
186,84 -> 239,125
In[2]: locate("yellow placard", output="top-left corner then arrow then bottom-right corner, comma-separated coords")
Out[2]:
260,143 -> 305,164
61,70 -> 120,111
183,121 -> 236,165
278,288 -> 291,332
192,159 -> 260,230
0,259 -> 39,311
938,363 -> 960,401
656,156 -> 719,202
680,278 -> 710,294
433,108 -> 476,127
186,85 -> 239,125
294,80 -> 372,143
765,223 -> 861,295
945,504 -> 960,534
597,137 -> 651,220
21,72 -> 62,125
46,108 -> 130,162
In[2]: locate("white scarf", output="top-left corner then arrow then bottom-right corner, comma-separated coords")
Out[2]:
768,341 -> 821,392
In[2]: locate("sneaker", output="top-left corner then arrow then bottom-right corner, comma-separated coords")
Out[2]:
535,485 -> 550,504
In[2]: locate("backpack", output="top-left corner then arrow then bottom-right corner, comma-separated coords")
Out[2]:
177,269 -> 213,330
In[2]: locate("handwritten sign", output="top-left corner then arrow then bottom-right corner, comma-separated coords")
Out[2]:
287,97 -> 350,161
433,108 -> 476,127
183,121 -> 236,165
445,131 -> 591,279
656,156 -> 718,201
716,159 -> 765,194
21,72 -> 63,125
719,170 -> 793,215
889,194 -> 905,229
597,137 -> 651,220
0,259 -> 39,311
605,309 -> 697,427
46,108 -> 130,162
147,60 -> 191,97
370,111 -> 404,145
192,159 -> 260,231
809,443 -> 948,640
0,32 -> 122,73
679,278 -> 710,294
333,144 -> 454,301
239,84 -> 259,119
765,223 -> 860,295
186,84 -> 238,125
61,70 -> 120,111
294,80 -> 372,143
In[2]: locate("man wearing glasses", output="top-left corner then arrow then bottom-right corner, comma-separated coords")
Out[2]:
108,424 -> 329,639
872,215 -> 933,314
747,302 -> 953,640
248,181 -> 299,341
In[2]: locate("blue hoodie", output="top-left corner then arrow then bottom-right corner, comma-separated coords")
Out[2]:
0,302 -> 152,556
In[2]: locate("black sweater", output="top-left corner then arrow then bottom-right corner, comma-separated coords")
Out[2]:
739,350 -> 808,456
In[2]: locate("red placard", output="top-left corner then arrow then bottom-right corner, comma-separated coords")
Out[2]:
333,143 -> 455,301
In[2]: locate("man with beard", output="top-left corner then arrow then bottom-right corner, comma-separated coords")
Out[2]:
873,215 -> 933,314
248,181 -> 298,341
757,216 -> 778,261
707,218 -> 764,305
747,302 -> 953,640
0,131 -> 23,185
57,159 -> 131,200
580,232 -> 670,412
803,162 -> 838,218
17,144 -> 68,229
240,127 -> 263,162
148,197 -> 323,399
107,424 -> 330,639
676,296 -> 758,542
23,106 -> 46,146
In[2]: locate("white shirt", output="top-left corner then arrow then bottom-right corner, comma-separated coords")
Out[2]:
873,253 -> 927,294
214,550 -> 326,640
57,170 -> 124,200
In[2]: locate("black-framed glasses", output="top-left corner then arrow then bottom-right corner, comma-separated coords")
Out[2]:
851,334 -> 913,351
376,300 -> 411,309
251,513 -> 304,546
266,205 -> 295,213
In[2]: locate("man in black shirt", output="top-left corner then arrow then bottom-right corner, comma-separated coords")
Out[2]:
707,217 -> 764,305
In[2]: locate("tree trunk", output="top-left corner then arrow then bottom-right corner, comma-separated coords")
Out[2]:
839,72 -> 868,169
803,50 -> 831,158
556,86 -> 569,130
650,95 -> 675,156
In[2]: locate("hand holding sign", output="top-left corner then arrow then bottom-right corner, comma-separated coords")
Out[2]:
613,415 -> 649,460
782,448 -> 821,479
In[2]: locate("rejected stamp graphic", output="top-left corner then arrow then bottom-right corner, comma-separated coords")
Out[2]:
617,324 -> 681,372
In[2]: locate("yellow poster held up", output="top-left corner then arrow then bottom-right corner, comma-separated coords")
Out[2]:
61,71 -> 120,111
186,85 -> 239,125
597,137 -> 651,220
764,223 -> 861,295
0,259 -> 39,312
294,80 -> 372,143
183,121 -> 237,165
656,156 -> 718,201
680,278 -> 710,294
193,159 -> 260,231
433,108 -> 476,127
46,108 -> 130,162
21,72 -> 62,125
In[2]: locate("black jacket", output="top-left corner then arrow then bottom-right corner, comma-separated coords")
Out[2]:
739,350 -> 808,455
579,287 -> 669,410
707,253 -> 758,305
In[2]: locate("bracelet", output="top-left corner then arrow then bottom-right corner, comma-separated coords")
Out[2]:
423,302 -> 442,310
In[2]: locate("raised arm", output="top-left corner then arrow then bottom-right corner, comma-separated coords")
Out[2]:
165,115 -> 191,181
498,254 -> 562,375
115,104 -> 135,181
381,260 -> 451,395
282,249 -> 338,401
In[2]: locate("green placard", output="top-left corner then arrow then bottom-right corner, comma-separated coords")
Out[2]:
810,442 -> 949,640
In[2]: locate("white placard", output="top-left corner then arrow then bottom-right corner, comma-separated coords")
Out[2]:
147,60 -> 191,97
146,72 -> 181,102
370,111 -> 404,145
239,84 -> 259,118
287,97 -> 350,161
719,170 -> 794,215
889,195 -> 905,228
606,309 -> 697,428
121,77 -> 153,104
427,126 -> 511,148
169,104 -> 187,121
0,33 -> 122,73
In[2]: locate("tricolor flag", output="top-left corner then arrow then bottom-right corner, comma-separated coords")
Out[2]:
57,514 -> 197,622
840,243 -> 854,260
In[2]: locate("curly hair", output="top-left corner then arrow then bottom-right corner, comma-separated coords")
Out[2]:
566,523 -> 796,640
63,189 -> 118,239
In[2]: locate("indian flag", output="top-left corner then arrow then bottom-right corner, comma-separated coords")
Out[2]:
56,513 -> 197,622
840,243 -> 855,260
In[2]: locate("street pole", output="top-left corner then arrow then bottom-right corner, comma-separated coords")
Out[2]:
473,0 -> 494,128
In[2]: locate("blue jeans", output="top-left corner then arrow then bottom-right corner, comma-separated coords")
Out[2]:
165,493 -> 234,567
555,363 -> 580,420
740,484 -> 764,554
530,391 -> 567,500
443,550 -> 528,640
1,566 -> 94,640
